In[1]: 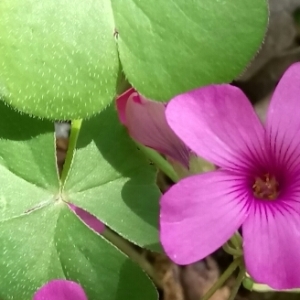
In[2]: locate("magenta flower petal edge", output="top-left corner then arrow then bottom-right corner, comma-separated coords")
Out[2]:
69,204 -> 105,234
160,62 -> 300,289
33,280 -> 88,300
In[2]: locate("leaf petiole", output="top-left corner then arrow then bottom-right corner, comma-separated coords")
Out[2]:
60,120 -> 82,186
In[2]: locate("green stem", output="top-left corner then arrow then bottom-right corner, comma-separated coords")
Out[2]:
229,232 -> 243,249
102,226 -> 161,288
223,243 -> 243,257
201,257 -> 242,300
137,143 -> 179,182
228,268 -> 245,300
60,120 -> 82,185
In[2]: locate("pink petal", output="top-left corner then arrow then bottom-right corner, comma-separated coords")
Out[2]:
117,89 -> 189,166
33,280 -> 87,300
116,88 -> 135,125
243,200 -> 300,289
69,204 -> 105,234
266,63 -> 300,176
166,85 -> 266,173
160,170 -> 249,265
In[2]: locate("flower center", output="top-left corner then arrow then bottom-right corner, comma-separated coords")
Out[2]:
252,173 -> 279,200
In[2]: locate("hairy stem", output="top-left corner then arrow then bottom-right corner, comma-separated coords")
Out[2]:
229,231 -> 243,249
102,226 -> 161,288
223,243 -> 243,257
228,268 -> 245,300
60,120 -> 82,186
201,257 -> 242,300
137,143 -> 179,182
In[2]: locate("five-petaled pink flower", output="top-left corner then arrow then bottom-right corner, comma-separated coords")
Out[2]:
160,62 -> 300,289
33,280 -> 87,300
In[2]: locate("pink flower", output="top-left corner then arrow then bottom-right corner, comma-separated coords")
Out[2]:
160,62 -> 300,289
116,88 -> 190,167
33,280 -> 87,300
